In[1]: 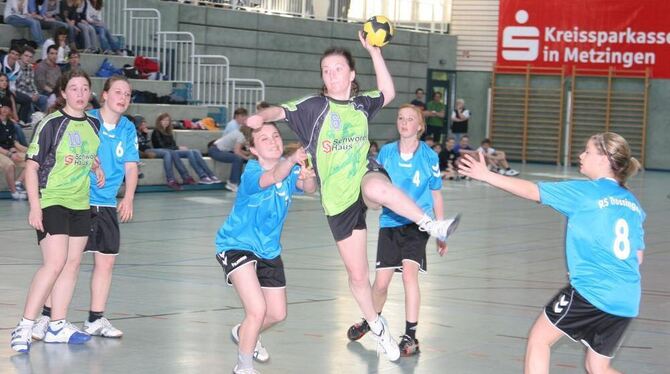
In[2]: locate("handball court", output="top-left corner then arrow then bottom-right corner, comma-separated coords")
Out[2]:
1,164 -> 668,374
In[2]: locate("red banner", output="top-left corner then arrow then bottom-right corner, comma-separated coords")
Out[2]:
497,0 -> 670,77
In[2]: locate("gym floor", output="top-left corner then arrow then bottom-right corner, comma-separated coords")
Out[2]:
1,163 -> 668,373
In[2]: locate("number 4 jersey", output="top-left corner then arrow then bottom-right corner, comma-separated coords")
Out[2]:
377,141 -> 442,228
539,178 -> 646,317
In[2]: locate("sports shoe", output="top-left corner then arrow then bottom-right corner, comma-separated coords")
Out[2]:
167,180 -> 182,191
11,191 -> 27,200
418,213 -> 462,242
347,318 -> 370,341
371,316 -> 400,361
183,176 -> 197,185
210,176 -> 223,183
83,317 -> 123,338
224,181 -> 239,192
497,168 -> 506,175
505,168 -> 520,176
32,315 -> 50,340
231,324 -> 269,362
15,181 -> 26,192
44,321 -> 91,344
198,176 -> 214,184
10,323 -> 32,352
398,334 -> 420,357
232,365 -> 259,374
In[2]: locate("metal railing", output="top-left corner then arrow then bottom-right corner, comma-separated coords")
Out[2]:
157,32 -> 195,83
193,54 -> 230,106
227,78 -> 265,113
125,8 -> 161,60
103,0 -> 267,118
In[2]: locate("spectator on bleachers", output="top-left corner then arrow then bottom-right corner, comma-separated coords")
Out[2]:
151,113 -> 222,188
4,0 -> 46,46
438,137 -> 459,180
34,45 -> 62,99
42,27 -> 70,64
86,0 -> 121,55
423,135 -> 435,148
13,47 -> 48,124
452,135 -> 478,179
410,88 -> 426,111
1,46 -> 22,92
450,98 -> 470,143
368,140 -> 379,158
223,107 -> 248,134
476,138 -> 519,176
38,0 -> 78,43
0,73 -> 28,146
29,0 -> 70,36
133,115 -> 155,159
0,98 -> 27,200
208,125 -> 250,192
61,49 -> 80,72
61,0 -> 98,53
423,91 -> 445,143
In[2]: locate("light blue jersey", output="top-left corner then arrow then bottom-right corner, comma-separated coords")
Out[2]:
88,109 -> 140,207
539,178 -> 646,317
378,141 -> 442,228
216,160 -> 301,259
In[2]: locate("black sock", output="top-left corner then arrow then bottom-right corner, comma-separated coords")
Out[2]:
405,321 -> 418,340
41,306 -> 51,318
88,311 -> 104,323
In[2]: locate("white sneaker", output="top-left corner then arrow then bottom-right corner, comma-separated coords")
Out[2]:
232,365 -> 260,374
11,191 -> 27,200
83,317 -> 123,338
10,323 -> 32,352
505,168 -> 520,176
418,213 -> 462,242
44,321 -> 91,344
210,176 -> 223,183
15,181 -> 26,192
371,316 -> 400,361
32,315 -> 50,340
225,181 -> 239,192
231,324 -> 269,362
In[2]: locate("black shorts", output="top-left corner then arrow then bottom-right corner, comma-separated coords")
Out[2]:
84,206 -> 120,255
544,285 -> 633,358
326,192 -> 367,242
376,224 -> 429,273
36,205 -> 90,243
215,250 -> 286,288
325,158 -> 391,242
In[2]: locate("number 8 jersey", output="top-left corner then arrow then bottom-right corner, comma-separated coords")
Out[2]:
539,178 -> 646,317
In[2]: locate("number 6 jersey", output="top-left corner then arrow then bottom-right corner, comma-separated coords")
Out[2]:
539,178 -> 646,317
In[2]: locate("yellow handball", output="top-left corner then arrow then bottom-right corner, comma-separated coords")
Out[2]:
362,15 -> 394,47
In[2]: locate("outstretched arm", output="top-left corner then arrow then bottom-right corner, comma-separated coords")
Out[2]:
358,31 -> 395,106
246,106 -> 286,130
258,148 -> 307,189
459,151 -> 539,202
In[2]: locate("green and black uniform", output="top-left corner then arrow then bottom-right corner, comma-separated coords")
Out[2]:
26,110 -> 100,241
282,91 -> 384,239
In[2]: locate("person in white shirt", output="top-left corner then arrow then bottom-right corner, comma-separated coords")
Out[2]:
208,127 -> 250,191
476,138 -> 519,176
223,107 -> 248,134
4,0 -> 45,45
